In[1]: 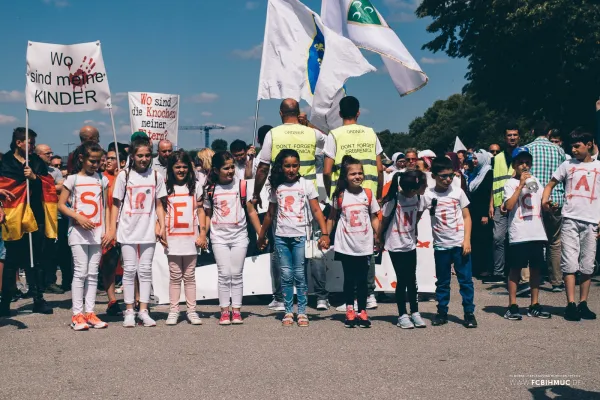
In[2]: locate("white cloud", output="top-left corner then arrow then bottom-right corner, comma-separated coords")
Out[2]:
112,92 -> 128,103
118,124 -> 131,136
201,111 -> 213,117
186,92 -> 219,103
0,115 -> 18,125
101,104 -> 122,115
420,57 -> 448,65
43,0 -> 69,7
245,1 -> 259,10
248,115 -> 263,122
231,43 -> 263,60
0,90 -> 25,103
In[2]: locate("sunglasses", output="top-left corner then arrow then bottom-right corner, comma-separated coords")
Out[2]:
489,149 -> 500,154
437,173 -> 454,180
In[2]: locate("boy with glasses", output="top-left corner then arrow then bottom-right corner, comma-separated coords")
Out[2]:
423,157 -> 477,328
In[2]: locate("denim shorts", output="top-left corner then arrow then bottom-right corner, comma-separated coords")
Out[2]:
0,239 -> 6,260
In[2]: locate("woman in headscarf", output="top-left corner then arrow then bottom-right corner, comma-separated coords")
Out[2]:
465,150 -> 493,278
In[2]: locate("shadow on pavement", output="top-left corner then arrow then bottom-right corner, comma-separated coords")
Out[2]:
481,305 -> 565,318
0,318 -> 28,329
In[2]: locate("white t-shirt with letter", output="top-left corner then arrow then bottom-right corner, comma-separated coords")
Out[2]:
333,189 -> 380,256
166,183 -> 203,256
382,192 -> 425,252
203,177 -> 248,245
64,173 -> 109,246
553,159 -> 600,224
503,177 -> 547,244
269,178 -> 318,238
422,186 -> 470,249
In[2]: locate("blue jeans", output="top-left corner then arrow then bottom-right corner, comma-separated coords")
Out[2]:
434,247 -> 475,314
274,236 -> 307,314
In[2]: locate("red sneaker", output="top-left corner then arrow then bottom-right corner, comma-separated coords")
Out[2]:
85,312 -> 108,329
71,313 -> 89,331
231,311 -> 243,325
219,310 -> 231,326
345,306 -> 356,328
357,310 -> 371,328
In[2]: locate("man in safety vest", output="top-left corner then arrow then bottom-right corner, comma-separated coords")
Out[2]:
252,99 -> 328,310
323,96 -> 384,311
486,123 -> 520,283
323,96 -> 384,201
252,98 -> 326,206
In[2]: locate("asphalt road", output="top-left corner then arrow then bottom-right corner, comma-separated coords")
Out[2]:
1,278 -> 599,400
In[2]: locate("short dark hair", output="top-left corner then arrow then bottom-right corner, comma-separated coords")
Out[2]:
51,155 -> 62,161
257,125 -> 272,146
431,157 -> 454,175
548,129 -> 562,140
108,141 -> 128,154
339,96 -> 360,119
505,121 -> 520,133
457,150 -> 467,157
569,128 -> 594,146
230,139 -> 247,153
10,127 -> 38,151
532,121 -> 550,137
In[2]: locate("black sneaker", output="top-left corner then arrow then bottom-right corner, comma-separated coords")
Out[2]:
106,301 -> 123,316
527,303 -> 551,319
564,302 -> 581,321
45,283 -> 65,294
464,312 -> 478,328
432,313 -> 448,326
578,301 -> 597,320
32,299 -> 53,315
551,284 -> 565,293
504,304 -> 522,321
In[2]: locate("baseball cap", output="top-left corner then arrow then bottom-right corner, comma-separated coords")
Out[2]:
418,150 -> 436,159
130,131 -> 149,142
511,146 -> 532,159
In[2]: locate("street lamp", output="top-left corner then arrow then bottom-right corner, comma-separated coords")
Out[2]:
63,142 -> 76,155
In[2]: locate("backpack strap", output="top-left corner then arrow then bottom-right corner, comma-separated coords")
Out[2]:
239,179 -> 247,208
206,183 -> 216,208
364,188 -> 373,209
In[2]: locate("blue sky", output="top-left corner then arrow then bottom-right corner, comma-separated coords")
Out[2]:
0,0 -> 467,156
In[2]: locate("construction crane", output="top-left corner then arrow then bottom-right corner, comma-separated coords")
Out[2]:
179,124 -> 226,148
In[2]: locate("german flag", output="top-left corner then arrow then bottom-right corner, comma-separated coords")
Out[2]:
0,153 -> 58,241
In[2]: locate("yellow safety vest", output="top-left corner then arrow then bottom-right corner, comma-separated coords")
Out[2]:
270,123 -> 317,184
329,124 -> 378,197
492,152 -> 513,207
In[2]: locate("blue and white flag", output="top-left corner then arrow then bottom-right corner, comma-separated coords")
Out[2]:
257,0 -> 375,131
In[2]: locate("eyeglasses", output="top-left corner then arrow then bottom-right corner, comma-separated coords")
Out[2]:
437,173 -> 454,180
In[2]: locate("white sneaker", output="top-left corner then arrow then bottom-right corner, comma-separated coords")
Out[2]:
187,312 -> 203,325
137,310 -> 157,327
336,300 -> 358,312
122,309 -> 136,328
268,299 -> 285,311
366,295 -> 378,309
397,314 -> 415,329
411,312 -> 427,328
316,299 -> 330,310
165,312 -> 179,326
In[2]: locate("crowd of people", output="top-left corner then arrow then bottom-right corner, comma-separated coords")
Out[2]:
0,96 -> 598,330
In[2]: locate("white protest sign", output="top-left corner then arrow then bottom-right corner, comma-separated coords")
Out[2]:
26,41 -> 111,112
128,92 -> 180,146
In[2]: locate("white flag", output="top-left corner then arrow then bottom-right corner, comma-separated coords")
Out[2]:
257,0 -> 375,131
453,136 -> 467,153
322,0 -> 428,97
26,41 -> 112,112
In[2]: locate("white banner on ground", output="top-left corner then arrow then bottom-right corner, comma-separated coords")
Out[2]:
26,41 -> 111,112
128,92 -> 180,146
151,176 -> 436,304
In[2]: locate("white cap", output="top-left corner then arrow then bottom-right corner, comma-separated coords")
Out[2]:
418,150 -> 437,158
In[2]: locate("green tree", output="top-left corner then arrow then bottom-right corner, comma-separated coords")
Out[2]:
211,139 -> 228,152
417,0 -> 600,130
377,129 -> 414,157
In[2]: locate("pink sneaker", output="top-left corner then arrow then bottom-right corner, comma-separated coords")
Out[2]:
219,310 -> 231,325
231,311 -> 243,325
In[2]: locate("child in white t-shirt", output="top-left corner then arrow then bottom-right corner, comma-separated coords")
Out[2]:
59,142 -> 110,331
423,157 -> 477,328
199,151 -> 262,326
164,150 -> 205,327
502,147 -> 551,321
379,170 -> 427,329
108,138 -> 167,328
543,130 -> 600,321
257,149 -> 329,327
326,155 -> 380,328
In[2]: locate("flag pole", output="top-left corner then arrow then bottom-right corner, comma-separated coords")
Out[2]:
108,104 -> 120,168
252,100 -> 260,147
25,108 -> 34,268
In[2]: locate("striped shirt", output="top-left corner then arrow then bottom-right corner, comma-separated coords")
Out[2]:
526,137 -> 566,206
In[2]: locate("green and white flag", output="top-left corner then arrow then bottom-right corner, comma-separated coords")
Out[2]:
322,0 -> 428,96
